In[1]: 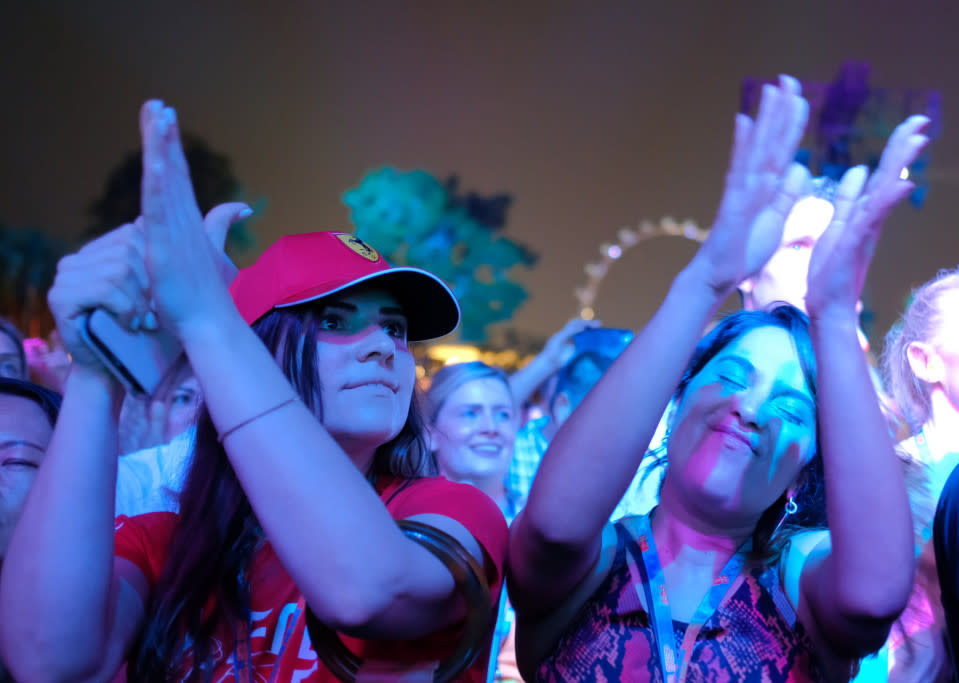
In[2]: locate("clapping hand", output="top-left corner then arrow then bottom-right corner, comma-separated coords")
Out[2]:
805,115 -> 930,320
693,75 -> 811,296
47,100 -> 249,381
139,101 -> 251,340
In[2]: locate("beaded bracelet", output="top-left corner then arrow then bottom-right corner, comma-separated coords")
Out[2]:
217,396 -> 299,443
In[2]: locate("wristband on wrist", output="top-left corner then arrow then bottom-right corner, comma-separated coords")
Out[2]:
217,396 -> 299,443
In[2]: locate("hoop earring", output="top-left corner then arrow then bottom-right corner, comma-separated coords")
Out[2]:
785,497 -> 799,515
773,496 -> 799,536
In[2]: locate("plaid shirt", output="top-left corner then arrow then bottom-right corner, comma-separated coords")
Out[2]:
504,414 -> 665,521
504,416 -> 551,510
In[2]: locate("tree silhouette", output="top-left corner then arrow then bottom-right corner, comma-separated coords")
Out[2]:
0,133 -> 257,337
0,223 -> 68,336
85,132 -> 258,251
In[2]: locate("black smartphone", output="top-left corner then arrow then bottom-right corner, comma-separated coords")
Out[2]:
79,308 -> 183,397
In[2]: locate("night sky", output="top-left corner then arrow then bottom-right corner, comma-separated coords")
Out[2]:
2,1 -> 957,345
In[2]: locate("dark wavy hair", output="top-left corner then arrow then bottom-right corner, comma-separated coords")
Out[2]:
129,304 -> 435,681
643,305 -> 826,563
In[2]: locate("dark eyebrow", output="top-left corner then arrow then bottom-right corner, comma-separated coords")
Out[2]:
322,302 -> 357,313
321,303 -> 406,317
457,402 -> 513,411
774,387 -> 816,412
717,355 -> 814,408
715,355 -> 755,373
0,440 -> 45,453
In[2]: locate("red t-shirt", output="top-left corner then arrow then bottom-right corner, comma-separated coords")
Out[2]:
114,475 -> 507,682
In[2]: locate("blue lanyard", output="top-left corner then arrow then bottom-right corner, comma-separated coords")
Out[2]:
625,514 -> 750,683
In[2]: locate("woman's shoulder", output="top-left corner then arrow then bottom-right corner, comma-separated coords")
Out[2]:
381,474 -> 500,509
780,529 -> 831,607
379,475 -> 509,565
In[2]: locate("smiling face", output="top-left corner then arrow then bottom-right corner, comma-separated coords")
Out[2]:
0,393 -> 53,561
311,287 -> 416,460
663,326 -> 818,527
430,377 -> 517,486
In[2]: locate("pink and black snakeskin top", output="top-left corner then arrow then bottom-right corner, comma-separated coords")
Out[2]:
534,522 -> 826,682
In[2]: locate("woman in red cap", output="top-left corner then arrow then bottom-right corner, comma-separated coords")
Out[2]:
0,102 -> 506,682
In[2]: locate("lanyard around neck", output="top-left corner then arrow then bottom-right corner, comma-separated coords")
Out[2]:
624,513 -> 750,683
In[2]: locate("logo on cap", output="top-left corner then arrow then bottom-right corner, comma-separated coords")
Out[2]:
335,233 -> 381,262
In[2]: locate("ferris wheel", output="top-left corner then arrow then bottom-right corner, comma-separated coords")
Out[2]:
575,217 -> 708,320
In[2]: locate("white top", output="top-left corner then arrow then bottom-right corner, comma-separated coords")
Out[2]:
115,427 -> 194,517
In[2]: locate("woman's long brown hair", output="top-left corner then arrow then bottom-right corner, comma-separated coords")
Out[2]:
129,305 -> 434,681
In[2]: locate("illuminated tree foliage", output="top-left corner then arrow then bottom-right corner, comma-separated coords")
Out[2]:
343,168 -> 537,341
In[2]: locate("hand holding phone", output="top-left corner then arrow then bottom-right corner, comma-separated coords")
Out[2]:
79,309 -> 183,397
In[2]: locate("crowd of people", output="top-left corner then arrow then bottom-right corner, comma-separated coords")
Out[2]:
0,75 -> 955,682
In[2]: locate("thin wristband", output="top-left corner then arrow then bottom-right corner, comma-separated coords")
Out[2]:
217,397 -> 299,443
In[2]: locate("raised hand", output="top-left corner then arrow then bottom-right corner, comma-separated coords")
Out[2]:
693,75 -> 811,295
139,101 -> 251,339
47,223 -> 152,374
24,331 -> 72,392
541,318 -> 601,369
805,115 -> 931,320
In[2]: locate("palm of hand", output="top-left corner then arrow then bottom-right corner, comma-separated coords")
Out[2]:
696,77 -> 810,295
805,115 -> 929,318
139,102 -> 249,336
707,168 -> 804,290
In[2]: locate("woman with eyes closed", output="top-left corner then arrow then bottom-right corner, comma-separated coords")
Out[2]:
0,101 -> 508,682
508,76 -> 929,682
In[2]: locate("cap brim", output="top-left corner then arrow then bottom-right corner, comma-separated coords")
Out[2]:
275,267 -> 460,342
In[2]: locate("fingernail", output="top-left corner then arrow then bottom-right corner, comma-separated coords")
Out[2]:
130,316 -> 141,332
238,207 -> 254,220
143,312 -> 158,330
164,107 -> 176,127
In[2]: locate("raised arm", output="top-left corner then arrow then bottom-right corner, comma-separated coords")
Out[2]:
0,227 -> 148,681
793,115 -> 930,656
0,192 -> 249,680
509,318 -> 599,408
138,102 -> 503,640
508,76 -> 811,613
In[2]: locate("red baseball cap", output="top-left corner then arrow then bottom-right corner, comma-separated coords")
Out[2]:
229,232 -> 460,341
